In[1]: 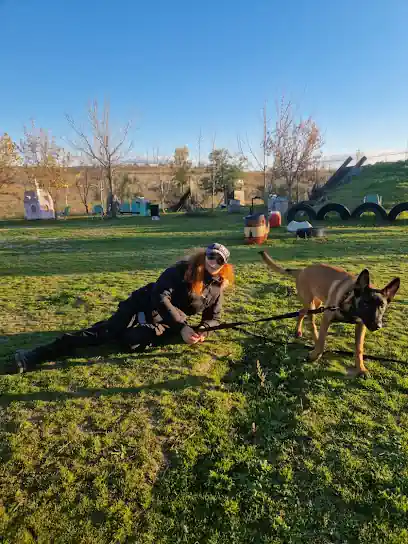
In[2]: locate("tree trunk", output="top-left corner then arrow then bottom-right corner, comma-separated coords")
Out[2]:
51,190 -> 59,220
160,179 -> 165,211
264,180 -> 269,216
263,166 -> 269,216
107,168 -> 116,218
85,203 -> 89,215
287,179 -> 294,207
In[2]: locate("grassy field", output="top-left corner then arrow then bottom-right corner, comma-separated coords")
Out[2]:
1,213 -> 408,543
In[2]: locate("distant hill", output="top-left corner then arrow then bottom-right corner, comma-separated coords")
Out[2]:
325,160 -> 408,210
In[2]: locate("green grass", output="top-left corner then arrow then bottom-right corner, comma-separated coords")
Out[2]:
1,213 -> 408,543
326,160 -> 408,211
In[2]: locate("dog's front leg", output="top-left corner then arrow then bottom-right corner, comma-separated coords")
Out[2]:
351,322 -> 368,376
308,312 -> 332,361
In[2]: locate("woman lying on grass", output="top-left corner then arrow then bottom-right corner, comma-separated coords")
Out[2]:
10,243 -> 234,374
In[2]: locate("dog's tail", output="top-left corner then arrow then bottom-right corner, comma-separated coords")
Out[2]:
259,250 -> 299,278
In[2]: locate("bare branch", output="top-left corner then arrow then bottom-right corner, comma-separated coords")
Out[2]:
65,114 -> 106,167
17,121 -> 71,209
244,131 -> 264,170
65,101 -> 133,217
110,122 -> 132,159
265,97 -> 324,205
75,167 -> 93,214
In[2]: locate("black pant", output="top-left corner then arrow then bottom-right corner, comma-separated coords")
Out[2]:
28,300 -> 182,365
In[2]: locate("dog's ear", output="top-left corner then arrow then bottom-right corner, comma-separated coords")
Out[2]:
355,269 -> 370,293
381,277 -> 400,302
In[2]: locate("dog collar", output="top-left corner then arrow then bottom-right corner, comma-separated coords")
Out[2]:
337,289 -> 359,323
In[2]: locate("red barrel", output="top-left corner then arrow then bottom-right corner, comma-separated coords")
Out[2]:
269,211 -> 282,228
244,214 -> 270,244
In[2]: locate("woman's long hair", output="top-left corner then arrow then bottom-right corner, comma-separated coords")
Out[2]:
184,249 -> 234,295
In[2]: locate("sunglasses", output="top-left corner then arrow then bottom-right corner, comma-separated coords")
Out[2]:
207,252 -> 226,265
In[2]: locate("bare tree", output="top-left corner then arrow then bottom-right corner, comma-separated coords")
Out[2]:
266,98 -> 323,205
153,148 -> 174,211
197,128 -> 203,167
66,100 -> 132,218
237,102 -> 272,214
198,133 -> 217,210
75,167 -> 93,214
0,133 -> 21,198
18,121 -> 71,212
209,133 -> 216,210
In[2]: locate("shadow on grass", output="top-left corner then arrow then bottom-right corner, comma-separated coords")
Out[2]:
0,328 -> 189,371
0,375 -> 211,405
0,330 -> 66,355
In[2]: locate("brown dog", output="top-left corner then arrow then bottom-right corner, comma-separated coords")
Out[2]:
259,251 -> 400,375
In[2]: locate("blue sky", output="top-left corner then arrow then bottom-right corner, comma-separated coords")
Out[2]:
1,0 -> 408,163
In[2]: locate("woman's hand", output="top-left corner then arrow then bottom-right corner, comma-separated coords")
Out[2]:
181,325 -> 206,345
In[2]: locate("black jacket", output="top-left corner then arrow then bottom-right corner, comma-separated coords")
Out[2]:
119,260 -> 224,332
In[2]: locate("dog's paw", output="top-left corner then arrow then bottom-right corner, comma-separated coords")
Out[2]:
308,349 -> 322,362
295,330 -> 302,338
348,366 -> 370,379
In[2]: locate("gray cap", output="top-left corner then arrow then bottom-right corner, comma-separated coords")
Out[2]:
206,243 -> 230,263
